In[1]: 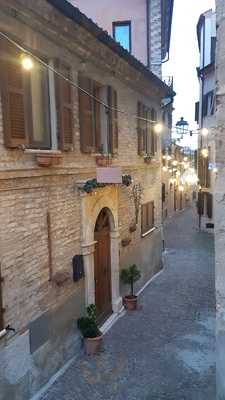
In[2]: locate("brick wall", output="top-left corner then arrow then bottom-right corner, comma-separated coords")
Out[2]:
0,1 -> 165,398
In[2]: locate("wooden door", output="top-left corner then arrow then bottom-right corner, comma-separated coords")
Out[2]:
94,209 -> 112,324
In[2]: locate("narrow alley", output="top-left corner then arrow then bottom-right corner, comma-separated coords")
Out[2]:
41,208 -> 216,400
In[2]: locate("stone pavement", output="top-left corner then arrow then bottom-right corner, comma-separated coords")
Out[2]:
41,208 -> 216,400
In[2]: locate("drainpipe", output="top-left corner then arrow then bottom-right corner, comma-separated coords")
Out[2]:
146,0 -> 150,68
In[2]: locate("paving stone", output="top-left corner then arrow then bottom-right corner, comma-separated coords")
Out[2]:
41,208 -> 216,400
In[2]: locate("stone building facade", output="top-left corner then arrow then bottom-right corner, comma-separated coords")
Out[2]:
70,0 -> 174,78
196,9 -> 216,232
215,1 -> 225,398
0,1 -> 173,398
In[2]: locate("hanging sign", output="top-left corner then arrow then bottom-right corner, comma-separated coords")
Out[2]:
96,167 -> 122,184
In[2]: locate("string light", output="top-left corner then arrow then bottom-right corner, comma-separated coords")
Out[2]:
178,185 -> 184,192
21,55 -> 34,71
162,166 -> 168,172
183,156 -> 188,162
172,160 -> 178,166
0,30 -> 163,127
201,128 -> 209,137
201,148 -> 209,158
154,123 -> 163,134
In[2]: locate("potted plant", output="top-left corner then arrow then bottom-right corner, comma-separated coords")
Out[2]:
77,304 -> 103,355
120,264 -> 141,311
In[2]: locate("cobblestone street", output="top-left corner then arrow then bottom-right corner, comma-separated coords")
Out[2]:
41,208 -> 216,400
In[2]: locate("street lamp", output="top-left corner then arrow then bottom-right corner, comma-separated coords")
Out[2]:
176,117 -> 189,137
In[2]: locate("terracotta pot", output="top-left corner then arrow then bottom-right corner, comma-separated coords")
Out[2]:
36,153 -> 62,167
84,334 -> 103,355
96,155 -> 112,167
129,223 -> 137,233
121,237 -> 131,247
123,295 -> 137,311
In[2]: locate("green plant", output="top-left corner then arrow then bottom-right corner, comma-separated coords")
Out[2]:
77,304 -> 100,338
120,264 -> 141,297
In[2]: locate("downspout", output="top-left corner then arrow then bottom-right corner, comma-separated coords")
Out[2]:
146,0 -> 150,68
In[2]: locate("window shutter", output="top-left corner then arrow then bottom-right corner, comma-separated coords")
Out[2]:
0,39 -> 28,148
55,63 -> 74,151
137,102 -> 144,155
197,191 -> 204,215
78,73 -> 94,153
151,108 -> 157,155
197,150 -> 203,186
207,193 -> 213,219
108,86 -> 118,155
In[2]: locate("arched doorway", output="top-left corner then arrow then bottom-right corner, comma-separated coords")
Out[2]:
94,208 -> 112,323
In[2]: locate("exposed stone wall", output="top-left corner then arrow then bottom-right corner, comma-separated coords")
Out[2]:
0,1 -> 165,398
215,1 -> 225,398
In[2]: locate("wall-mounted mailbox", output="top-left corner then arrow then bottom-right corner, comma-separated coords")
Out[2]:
72,255 -> 84,282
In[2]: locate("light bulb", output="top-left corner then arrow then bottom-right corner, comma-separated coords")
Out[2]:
201,128 -> 209,137
21,55 -> 34,71
154,123 -> 163,134
162,166 -> 168,172
172,160 -> 178,166
178,185 -> 184,192
201,148 -> 209,158
213,167 -> 218,173
183,156 -> 188,162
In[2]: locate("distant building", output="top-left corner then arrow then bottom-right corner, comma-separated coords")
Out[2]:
196,9 -> 216,230
70,0 -> 174,78
215,1 -> 225,398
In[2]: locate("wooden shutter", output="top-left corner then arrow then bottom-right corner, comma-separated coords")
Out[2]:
78,73 -> 94,153
148,201 -> 154,228
162,183 -> 166,203
0,39 -> 28,148
55,63 -> 74,151
93,83 -> 101,152
197,191 -> 204,215
197,150 -> 203,186
137,102 -> 145,155
151,108 -> 157,155
141,204 -> 148,234
108,86 -> 118,155
207,193 -> 213,219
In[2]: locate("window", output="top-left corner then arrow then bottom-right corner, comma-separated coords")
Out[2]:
141,201 -> 155,235
113,21 -> 131,53
137,102 -> 157,156
0,39 -> 74,150
78,73 -> 118,155
202,91 -> 214,117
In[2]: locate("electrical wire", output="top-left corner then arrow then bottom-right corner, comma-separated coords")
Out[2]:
0,30 -> 162,125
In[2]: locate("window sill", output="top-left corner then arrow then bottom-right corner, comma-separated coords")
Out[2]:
141,227 -> 156,238
24,149 -> 62,155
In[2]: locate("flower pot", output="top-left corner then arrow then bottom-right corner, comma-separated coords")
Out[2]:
121,237 -> 131,247
129,223 -> 137,233
84,333 -> 103,355
96,155 -> 112,167
36,153 -> 62,167
123,295 -> 137,311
